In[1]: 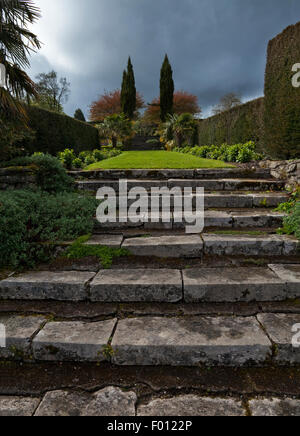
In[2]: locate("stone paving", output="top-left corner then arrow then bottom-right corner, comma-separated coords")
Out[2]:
1,390 -> 300,416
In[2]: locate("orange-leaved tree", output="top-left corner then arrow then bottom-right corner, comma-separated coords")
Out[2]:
144,91 -> 201,123
90,89 -> 145,122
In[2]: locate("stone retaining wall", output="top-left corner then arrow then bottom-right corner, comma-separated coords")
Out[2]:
260,160 -> 300,188
0,167 -> 36,190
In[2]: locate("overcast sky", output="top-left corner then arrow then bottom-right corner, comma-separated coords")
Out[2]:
28,0 -> 300,118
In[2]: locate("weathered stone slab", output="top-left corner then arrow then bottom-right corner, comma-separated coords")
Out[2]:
0,271 -> 95,301
82,387 -> 136,417
94,213 -> 146,229
203,234 -> 284,256
231,211 -> 285,228
90,269 -> 182,302
138,395 -> 245,416
173,211 -> 232,230
0,397 -> 40,416
168,179 -> 224,191
183,268 -> 286,303
195,168 -> 271,180
84,234 -> 123,248
204,194 -> 253,209
269,264 -> 300,296
252,193 -> 290,208
144,213 -> 173,230
223,179 -> 284,191
122,235 -> 203,258
35,390 -> 90,416
257,313 -> 300,365
249,397 -> 300,416
280,235 -> 300,256
0,315 -> 46,360
35,387 -> 137,416
33,319 -> 117,362
111,316 -> 271,366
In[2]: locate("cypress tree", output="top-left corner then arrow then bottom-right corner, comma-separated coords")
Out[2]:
160,55 -> 174,122
74,108 -> 86,122
121,57 -> 136,119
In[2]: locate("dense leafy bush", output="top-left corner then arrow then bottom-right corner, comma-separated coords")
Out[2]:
0,190 -> 98,268
173,142 -> 263,163
58,148 -> 123,169
0,153 -> 73,193
0,118 -> 35,161
21,105 -> 99,155
198,98 -> 265,150
281,202 -> 300,239
264,22 -> 300,159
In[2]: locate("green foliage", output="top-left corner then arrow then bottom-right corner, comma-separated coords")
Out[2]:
160,55 -> 174,122
198,98 -> 265,151
264,23 -> 300,159
21,105 -> 99,155
1,153 -> 73,193
121,57 -> 137,119
0,190 -> 98,268
160,113 -> 197,147
0,118 -> 35,160
173,141 -> 262,163
58,149 -> 76,170
279,201 -> 300,239
58,148 -> 123,169
74,108 -> 86,122
65,235 -> 130,269
97,114 -> 132,148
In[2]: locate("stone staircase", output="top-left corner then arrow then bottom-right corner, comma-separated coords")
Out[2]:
1,167 -> 300,415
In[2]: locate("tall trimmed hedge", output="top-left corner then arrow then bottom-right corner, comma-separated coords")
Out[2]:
198,98 -> 265,149
22,106 -> 99,155
264,22 -> 300,159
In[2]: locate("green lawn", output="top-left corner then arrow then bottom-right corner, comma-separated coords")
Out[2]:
85,151 -> 234,170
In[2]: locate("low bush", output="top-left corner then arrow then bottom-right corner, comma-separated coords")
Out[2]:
57,148 -> 123,169
0,153 -> 73,193
277,188 -> 300,240
173,141 -> 263,163
0,190 -> 98,268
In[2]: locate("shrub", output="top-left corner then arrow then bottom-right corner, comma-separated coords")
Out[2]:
0,190 -> 98,268
264,22 -> 300,159
58,149 -> 76,170
0,154 -> 73,193
280,201 -> 300,239
198,98 -> 265,150
72,158 -> 83,169
21,105 -> 99,155
172,141 -> 261,163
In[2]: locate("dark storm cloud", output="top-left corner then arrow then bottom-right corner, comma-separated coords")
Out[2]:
29,0 -> 300,117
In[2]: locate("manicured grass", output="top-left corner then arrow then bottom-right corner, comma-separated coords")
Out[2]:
85,151 -> 234,170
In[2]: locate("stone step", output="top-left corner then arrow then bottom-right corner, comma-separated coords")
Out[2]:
121,234 -> 299,257
70,168 -> 272,180
77,178 -> 285,193
121,192 -> 289,210
94,210 -> 286,231
1,312 -> 300,366
122,235 -> 203,258
1,265 -> 299,303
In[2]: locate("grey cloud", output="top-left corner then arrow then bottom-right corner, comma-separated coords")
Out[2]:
28,0 -> 300,118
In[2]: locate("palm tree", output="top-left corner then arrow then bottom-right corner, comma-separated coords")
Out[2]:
0,0 -> 41,118
163,113 -> 196,147
97,114 -> 132,148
